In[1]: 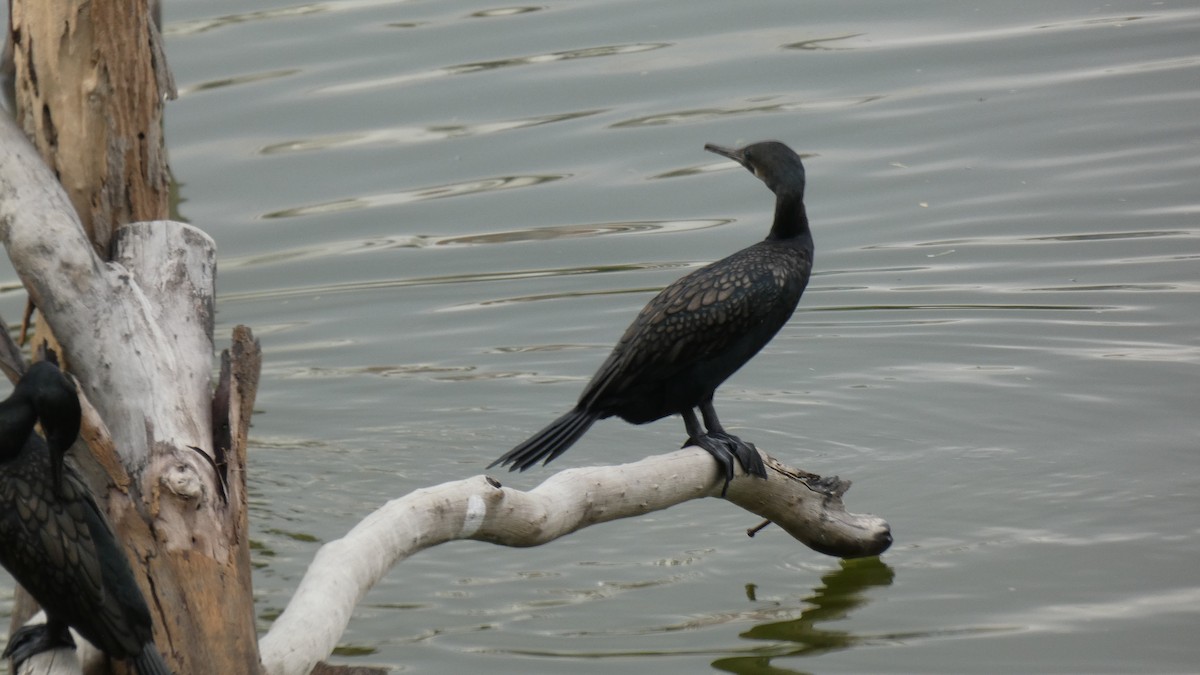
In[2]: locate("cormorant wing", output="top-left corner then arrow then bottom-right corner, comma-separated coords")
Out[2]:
579,245 -> 807,407
0,441 -> 147,657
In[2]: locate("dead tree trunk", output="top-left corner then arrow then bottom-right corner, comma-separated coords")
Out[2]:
8,0 -> 174,255
8,0 -> 174,354
3,2 -> 262,673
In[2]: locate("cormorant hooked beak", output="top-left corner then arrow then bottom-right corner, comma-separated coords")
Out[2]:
705,143 -> 764,181
704,143 -> 746,166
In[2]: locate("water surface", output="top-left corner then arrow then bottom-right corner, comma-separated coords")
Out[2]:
2,0 -> 1198,672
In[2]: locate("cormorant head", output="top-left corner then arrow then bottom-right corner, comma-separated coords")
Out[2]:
704,141 -> 806,199
22,361 -> 82,489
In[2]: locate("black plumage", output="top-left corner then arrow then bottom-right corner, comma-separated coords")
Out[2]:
491,141 -> 814,492
0,361 -> 173,675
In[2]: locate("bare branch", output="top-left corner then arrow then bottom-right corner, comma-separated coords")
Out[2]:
258,447 -> 890,675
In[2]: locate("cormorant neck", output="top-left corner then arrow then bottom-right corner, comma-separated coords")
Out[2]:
767,192 -> 809,241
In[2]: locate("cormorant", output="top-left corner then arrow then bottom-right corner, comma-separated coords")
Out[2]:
0,361 -> 173,675
490,140 -> 813,493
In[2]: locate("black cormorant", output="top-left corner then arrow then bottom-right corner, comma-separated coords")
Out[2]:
0,361 -> 173,675
490,140 -> 814,493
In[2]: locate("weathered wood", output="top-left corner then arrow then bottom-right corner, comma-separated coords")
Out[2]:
2,2 -> 260,671
7,0 -> 172,257
258,447 -> 891,675
2,112 -> 262,673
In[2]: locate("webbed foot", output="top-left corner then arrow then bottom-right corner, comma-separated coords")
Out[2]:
3,623 -> 75,669
708,431 -> 766,479
684,433 -> 740,496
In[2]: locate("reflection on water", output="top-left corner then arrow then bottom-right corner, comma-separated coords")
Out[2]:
714,558 -> 894,673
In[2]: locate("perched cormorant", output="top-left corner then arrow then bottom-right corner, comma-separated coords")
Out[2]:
0,361 -> 173,675
491,141 -> 814,492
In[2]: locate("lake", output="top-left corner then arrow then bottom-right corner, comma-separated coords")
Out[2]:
2,0 -> 1198,673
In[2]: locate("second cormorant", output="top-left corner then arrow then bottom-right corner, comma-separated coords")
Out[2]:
0,360 -> 173,675
490,140 -> 814,492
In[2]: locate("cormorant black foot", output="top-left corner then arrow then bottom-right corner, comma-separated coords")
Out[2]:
684,433 -> 739,496
3,623 -> 75,668
683,431 -> 767,496
708,431 -> 767,479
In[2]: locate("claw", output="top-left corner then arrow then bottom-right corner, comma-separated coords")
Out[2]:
686,433 -> 738,496
709,432 -> 766,478
3,624 -> 75,668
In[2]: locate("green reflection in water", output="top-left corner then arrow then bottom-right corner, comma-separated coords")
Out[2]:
713,557 -> 895,674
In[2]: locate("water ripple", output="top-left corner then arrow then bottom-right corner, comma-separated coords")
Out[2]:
806,303 -> 1117,314
782,33 -> 864,51
261,174 -> 564,219
865,229 -> 1198,250
259,110 -> 604,154
277,363 -> 537,383
319,43 -> 670,95
1008,586 -> 1200,634
443,286 -> 663,313
167,0 -> 410,36
179,69 -> 301,97
611,95 -> 882,128
469,6 -> 545,19
858,11 -> 1187,50
168,3 -> 336,36
221,261 -> 697,304
224,219 -> 725,268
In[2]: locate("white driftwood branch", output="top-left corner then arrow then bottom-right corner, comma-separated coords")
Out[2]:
0,114 -> 214,471
14,650 -> 81,675
258,446 -> 891,675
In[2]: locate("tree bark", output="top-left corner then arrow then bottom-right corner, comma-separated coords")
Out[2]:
3,1 -> 261,673
7,0 -> 173,257
1,79 -> 262,675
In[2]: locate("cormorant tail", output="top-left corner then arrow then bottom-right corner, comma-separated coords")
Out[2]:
134,644 -> 174,675
490,408 -> 599,472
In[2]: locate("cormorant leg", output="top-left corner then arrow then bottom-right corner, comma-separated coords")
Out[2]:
681,408 -> 736,495
3,621 -> 75,668
699,398 -> 766,479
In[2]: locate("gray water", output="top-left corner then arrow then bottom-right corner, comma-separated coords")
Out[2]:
2,0 -> 1198,673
